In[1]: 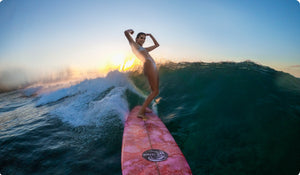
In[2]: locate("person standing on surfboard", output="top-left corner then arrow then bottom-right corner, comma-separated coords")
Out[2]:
124,29 -> 160,119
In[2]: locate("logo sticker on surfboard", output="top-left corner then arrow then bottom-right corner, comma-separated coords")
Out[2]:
142,149 -> 168,162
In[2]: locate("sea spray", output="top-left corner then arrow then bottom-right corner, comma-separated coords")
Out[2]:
35,71 -> 142,126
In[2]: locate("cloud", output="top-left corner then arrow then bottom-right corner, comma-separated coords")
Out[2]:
298,0 -> 300,4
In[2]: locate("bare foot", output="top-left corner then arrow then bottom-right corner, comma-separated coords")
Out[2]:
137,114 -> 148,120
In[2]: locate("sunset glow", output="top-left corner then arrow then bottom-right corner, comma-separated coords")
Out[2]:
119,55 -> 141,72
111,54 -> 126,67
104,53 -> 141,73
0,1 -> 300,78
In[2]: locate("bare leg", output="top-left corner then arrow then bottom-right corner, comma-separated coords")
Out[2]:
138,62 -> 159,118
145,108 -> 152,113
138,89 -> 159,118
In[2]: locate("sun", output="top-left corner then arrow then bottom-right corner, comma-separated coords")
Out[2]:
106,53 -> 141,72
119,55 -> 141,72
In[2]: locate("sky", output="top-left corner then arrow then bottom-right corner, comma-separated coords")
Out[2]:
0,0 -> 300,82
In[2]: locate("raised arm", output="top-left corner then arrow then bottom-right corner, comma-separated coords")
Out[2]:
124,29 -> 139,52
145,33 -> 160,52
124,29 -> 135,44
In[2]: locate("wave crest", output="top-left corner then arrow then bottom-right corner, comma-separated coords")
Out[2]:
35,71 -> 139,126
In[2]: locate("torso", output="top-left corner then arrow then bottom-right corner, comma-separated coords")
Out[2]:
131,44 -> 158,77
134,45 -> 156,67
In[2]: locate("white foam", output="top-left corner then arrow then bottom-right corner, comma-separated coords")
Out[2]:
35,71 -> 139,126
52,86 -> 129,126
36,71 -> 132,106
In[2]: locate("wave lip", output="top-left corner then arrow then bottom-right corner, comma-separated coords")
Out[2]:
52,86 -> 129,126
36,71 -> 137,126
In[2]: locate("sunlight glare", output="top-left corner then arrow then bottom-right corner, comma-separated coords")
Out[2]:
119,55 -> 141,72
111,53 -> 126,67
104,53 -> 141,73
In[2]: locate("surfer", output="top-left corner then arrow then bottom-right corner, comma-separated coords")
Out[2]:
124,29 -> 160,119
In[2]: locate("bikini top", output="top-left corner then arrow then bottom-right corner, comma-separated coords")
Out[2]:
138,45 -> 146,52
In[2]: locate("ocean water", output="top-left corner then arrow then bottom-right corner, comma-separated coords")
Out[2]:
0,61 -> 300,175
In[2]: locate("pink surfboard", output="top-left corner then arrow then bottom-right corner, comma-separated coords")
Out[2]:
121,106 -> 192,175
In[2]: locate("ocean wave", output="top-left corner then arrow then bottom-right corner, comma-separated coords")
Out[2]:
1,61 -> 300,174
51,86 -> 129,126
35,71 -> 140,126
